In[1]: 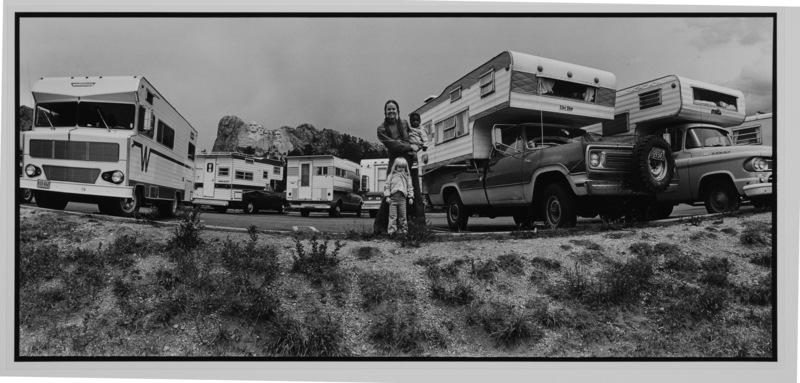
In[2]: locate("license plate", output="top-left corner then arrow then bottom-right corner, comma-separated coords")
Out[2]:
37,179 -> 51,189
649,148 -> 666,161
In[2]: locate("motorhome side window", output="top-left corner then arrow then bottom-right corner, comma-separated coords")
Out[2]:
137,106 -> 155,138
188,143 -> 195,161
639,89 -> 662,110
537,77 -> 597,102
693,88 -> 738,111
273,166 -> 281,175
435,110 -> 468,143
156,121 -> 175,149
479,69 -> 495,97
235,171 -> 254,181
450,86 -> 462,103
316,166 -> 329,176
218,167 -> 229,176
34,101 -> 135,129
263,171 -> 269,179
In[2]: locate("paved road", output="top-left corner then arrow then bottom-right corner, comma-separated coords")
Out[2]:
23,200 -> 748,234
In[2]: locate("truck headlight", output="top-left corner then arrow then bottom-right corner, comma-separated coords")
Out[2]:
745,157 -> 769,172
589,152 -> 601,168
101,170 -> 125,184
25,164 -> 41,177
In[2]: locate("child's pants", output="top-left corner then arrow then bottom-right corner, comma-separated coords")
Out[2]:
388,191 -> 408,234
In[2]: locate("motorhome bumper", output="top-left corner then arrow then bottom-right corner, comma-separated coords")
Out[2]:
20,178 -> 132,199
743,183 -> 772,198
288,202 -> 333,211
362,201 -> 382,211
192,198 -> 228,207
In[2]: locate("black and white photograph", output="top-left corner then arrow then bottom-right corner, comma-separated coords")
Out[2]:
3,1 -> 796,382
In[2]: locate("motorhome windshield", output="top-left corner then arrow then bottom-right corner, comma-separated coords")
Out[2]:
34,102 -> 136,129
537,77 -> 597,103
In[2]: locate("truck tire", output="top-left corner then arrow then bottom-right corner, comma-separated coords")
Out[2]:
21,189 -> 34,204
329,201 -> 342,218
630,136 -> 675,194
35,191 -> 68,210
446,194 -> 469,231
110,188 -> 142,217
704,182 -> 740,214
541,184 -> 577,229
244,200 -> 258,214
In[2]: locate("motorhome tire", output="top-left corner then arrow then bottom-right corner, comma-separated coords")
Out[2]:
111,188 -> 142,217
301,210 -> 310,217
446,194 -> 469,231
704,183 -> 740,214
631,136 -> 675,193
21,189 -> 34,204
541,184 -> 577,229
35,191 -> 68,210
329,202 -> 342,218
159,195 -> 179,218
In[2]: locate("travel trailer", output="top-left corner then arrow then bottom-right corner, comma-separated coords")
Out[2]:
20,76 -> 198,217
285,155 -> 363,217
359,158 -> 389,218
412,51 -> 676,230
598,75 -> 772,214
193,151 -> 286,213
728,112 -> 773,147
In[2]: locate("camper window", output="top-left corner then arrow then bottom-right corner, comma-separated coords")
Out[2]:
423,121 -> 434,143
731,126 -> 762,145
273,166 -> 281,175
218,167 -> 229,176
316,167 -> 329,176
692,88 -> 738,111
156,121 -> 175,149
137,106 -> 155,138
188,143 -> 195,161
235,171 -> 254,181
435,110 -> 468,143
480,69 -> 495,97
639,89 -> 662,110
537,77 -> 597,103
263,170 -> 269,179
450,86 -> 462,103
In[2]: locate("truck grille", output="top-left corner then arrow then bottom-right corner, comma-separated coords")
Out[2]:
30,140 -> 119,162
42,165 -> 101,183
603,151 -> 632,171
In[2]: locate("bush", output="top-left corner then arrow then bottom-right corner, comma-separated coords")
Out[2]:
562,262 -> 592,299
740,225 -> 771,246
700,257 -> 732,287
399,216 -> 436,247
593,252 -> 655,305
496,253 -> 526,276
530,257 -> 561,270
291,234 -> 344,277
359,270 -> 416,309
663,251 -> 700,273
355,246 -> 382,260
430,277 -> 476,305
749,252 -> 772,268
168,207 -> 204,251
739,274 -> 772,306
369,302 -> 447,354
628,242 -> 651,255
264,311 -> 350,357
470,259 -> 499,281
468,300 -> 544,347
662,283 -> 730,324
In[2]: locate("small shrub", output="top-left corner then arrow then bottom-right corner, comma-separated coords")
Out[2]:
424,258 -> 467,279
721,228 -> 739,236
569,239 -> 602,251
662,284 -> 730,324
530,257 -> 561,270
739,274 -> 772,306
628,242 -> 652,255
154,268 -> 178,291
111,277 -> 133,299
264,311 -> 350,357
430,277 -> 476,305
355,246 -> 382,260
560,244 -> 572,251
369,302 -> 447,354
467,299 -> 544,347
563,262 -> 592,299
291,234 -> 344,277
399,216 -> 436,247
652,242 -> 682,258
496,253 -> 526,276
169,207 -> 205,251
749,252 -> 772,268
470,259 -> 499,281
593,253 -> 655,305
700,257 -> 732,287
740,227 -> 770,246
19,244 -> 61,286
359,270 -> 416,309
663,251 -> 700,273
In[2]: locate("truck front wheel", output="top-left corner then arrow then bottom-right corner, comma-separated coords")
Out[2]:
446,194 -> 469,231
329,201 -> 342,218
541,184 -> 577,229
704,183 -> 740,214
243,200 -> 258,214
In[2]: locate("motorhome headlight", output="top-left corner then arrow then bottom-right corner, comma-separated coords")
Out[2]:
589,153 -> 601,167
101,170 -> 125,184
25,164 -> 41,177
744,157 -> 769,172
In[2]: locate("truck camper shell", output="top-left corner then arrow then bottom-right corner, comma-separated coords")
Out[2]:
412,51 -> 617,173
193,151 -> 284,211
285,155 -> 363,217
599,75 -> 746,136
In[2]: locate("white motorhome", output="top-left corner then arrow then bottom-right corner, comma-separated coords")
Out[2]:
728,113 -> 773,147
359,158 -> 389,218
193,151 -> 285,213
20,76 -> 198,217
286,155 -> 363,217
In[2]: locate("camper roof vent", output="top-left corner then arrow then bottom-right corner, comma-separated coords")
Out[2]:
423,95 -> 437,104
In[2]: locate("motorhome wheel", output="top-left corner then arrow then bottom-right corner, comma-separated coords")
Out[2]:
112,188 -> 142,217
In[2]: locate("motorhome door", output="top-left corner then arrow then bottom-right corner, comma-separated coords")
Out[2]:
377,165 -> 388,191
298,162 -> 312,200
203,158 -> 216,197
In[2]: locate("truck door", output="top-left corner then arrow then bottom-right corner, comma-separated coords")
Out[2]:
298,162 -> 312,200
203,159 -> 216,197
484,125 -> 526,205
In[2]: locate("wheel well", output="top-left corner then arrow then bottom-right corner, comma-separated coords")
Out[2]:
532,172 -> 571,206
442,186 -> 459,204
699,174 -> 735,198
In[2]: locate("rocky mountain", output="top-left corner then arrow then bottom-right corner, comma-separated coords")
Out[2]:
210,115 -> 388,164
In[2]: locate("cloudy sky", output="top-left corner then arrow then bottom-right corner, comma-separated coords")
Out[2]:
17,14 -> 773,152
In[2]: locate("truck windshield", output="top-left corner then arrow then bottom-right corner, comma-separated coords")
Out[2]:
685,127 -> 733,149
524,125 -> 585,149
34,101 -> 135,129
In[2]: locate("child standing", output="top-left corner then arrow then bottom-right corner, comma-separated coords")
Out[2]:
383,157 -> 414,235
407,112 -> 429,169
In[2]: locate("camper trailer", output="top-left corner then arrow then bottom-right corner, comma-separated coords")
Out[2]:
193,152 -> 286,214
359,158 -> 389,218
600,75 -> 773,214
413,51 -> 677,230
20,76 -> 198,217
286,155 -> 363,217
728,113 -> 773,147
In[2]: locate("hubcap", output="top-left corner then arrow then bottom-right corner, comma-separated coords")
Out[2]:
648,153 -> 668,181
547,197 -> 561,223
712,190 -> 729,210
449,204 -> 459,221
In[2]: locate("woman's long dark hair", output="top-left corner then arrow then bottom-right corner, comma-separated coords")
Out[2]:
383,99 -> 407,137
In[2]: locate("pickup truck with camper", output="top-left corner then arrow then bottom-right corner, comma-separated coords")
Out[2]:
20,76 -> 198,217
285,155 -> 363,217
587,75 -> 773,216
193,151 -> 287,214
412,51 -> 677,231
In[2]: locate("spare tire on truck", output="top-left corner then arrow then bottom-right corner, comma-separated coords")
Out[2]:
630,135 -> 675,194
